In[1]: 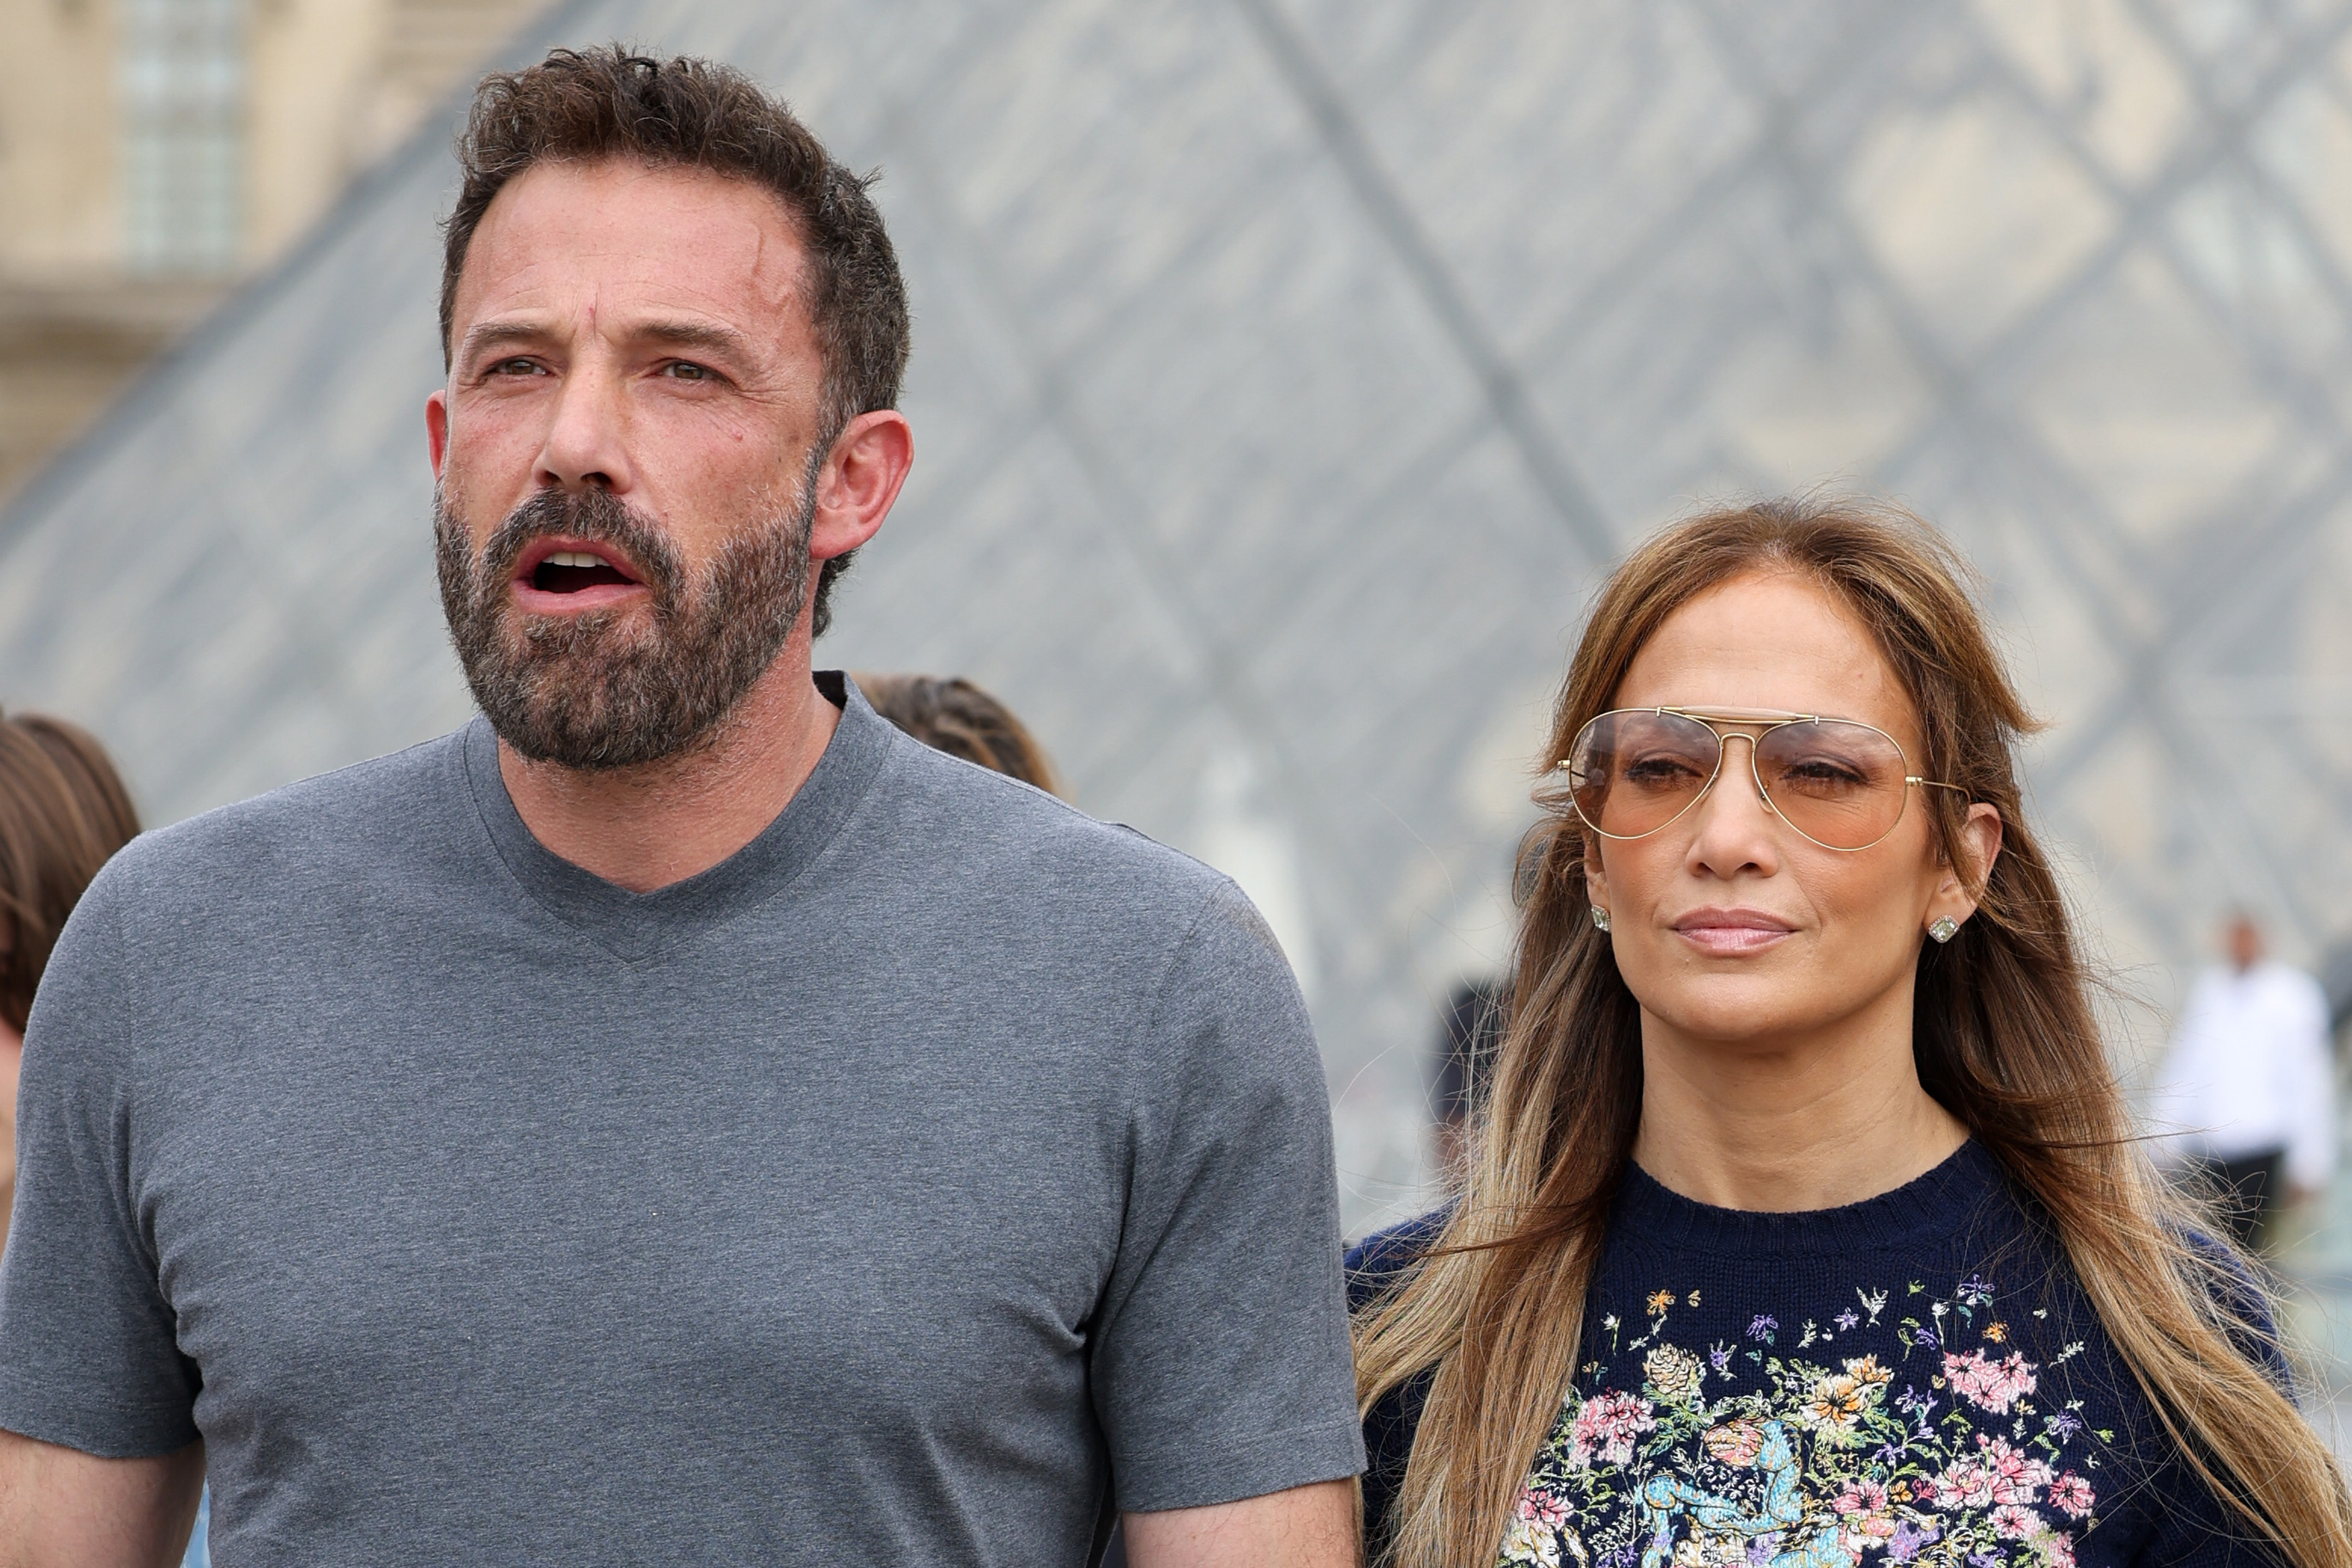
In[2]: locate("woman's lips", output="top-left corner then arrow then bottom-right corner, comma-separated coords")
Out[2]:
1670,908 -> 1796,956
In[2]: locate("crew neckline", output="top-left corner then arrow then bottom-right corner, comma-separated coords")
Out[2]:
1613,1139 -> 2007,1261
460,669 -> 892,961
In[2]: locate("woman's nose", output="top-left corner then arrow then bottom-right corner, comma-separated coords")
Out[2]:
1685,733 -> 1781,873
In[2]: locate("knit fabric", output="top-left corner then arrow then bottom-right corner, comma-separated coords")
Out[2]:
1349,1143 -> 2284,1567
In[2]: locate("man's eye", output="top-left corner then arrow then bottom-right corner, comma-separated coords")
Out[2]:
489,358 -> 542,377
663,361 -> 712,382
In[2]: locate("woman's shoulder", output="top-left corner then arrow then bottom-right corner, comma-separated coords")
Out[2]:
1344,1207 -> 1454,1313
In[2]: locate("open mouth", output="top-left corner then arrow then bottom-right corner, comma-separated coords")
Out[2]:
528,548 -> 638,593
508,538 -> 651,611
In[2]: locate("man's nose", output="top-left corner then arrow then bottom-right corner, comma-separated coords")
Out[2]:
536,360 -> 634,494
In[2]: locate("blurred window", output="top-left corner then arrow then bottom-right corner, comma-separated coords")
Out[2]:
120,0 -> 246,275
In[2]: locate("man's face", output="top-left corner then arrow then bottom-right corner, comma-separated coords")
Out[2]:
428,157 -> 827,769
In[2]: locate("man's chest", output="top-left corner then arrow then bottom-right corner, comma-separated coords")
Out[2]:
134,995 -> 1128,1450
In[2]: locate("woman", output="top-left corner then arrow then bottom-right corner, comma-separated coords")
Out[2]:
854,672 -> 1064,797
0,709 -> 140,1255
1351,499 -> 2349,1567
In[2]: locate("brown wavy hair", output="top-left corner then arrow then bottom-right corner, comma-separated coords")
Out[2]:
854,673 -> 1063,797
1353,496 -> 2352,1566
0,711 -> 139,1035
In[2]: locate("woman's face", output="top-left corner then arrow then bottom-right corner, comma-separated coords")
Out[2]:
1585,570 -> 1999,1052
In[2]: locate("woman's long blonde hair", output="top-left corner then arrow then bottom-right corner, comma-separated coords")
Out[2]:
1355,497 -> 2352,1567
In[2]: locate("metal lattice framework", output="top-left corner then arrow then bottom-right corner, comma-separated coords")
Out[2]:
2,0 -> 2349,1227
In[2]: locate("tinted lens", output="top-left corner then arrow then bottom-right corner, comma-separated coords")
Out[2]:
1752,720 -> 1910,848
1567,711 -> 1721,838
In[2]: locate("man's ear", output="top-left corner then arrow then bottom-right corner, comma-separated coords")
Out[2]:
808,410 -> 913,563
426,390 -> 451,481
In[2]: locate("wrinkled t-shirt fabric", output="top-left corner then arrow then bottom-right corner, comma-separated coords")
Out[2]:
1349,1143 -> 2283,1567
0,673 -> 1363,1565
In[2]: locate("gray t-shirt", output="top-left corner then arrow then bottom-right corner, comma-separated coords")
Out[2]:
0,674 -> 1361,1565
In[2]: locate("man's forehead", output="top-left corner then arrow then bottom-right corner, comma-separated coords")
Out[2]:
454,158 -> 808,331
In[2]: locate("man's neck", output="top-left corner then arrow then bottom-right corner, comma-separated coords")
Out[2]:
496,652 -> 841,894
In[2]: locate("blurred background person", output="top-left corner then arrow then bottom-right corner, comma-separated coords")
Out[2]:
0,711 -> 139,1256
0,713 -> 198,1562
1428,977 -> 1503,1182
855,673 -> 1062,797
2150,910 -> 2338,1254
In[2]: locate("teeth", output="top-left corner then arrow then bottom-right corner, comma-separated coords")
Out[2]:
546,550 -> 602,568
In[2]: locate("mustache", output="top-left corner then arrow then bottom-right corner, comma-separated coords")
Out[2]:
476,487 -> 685,603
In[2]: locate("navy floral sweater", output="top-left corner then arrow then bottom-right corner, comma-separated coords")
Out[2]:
1347,1143 -> 2285,1567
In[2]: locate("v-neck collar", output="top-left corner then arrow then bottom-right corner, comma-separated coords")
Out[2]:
460,670 -> 892,961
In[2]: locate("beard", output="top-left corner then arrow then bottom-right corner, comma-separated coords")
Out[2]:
435,480 -> 814,771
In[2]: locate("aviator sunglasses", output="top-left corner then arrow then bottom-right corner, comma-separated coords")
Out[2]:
1555,706 -> 1968,853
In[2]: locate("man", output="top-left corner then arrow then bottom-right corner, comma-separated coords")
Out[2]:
0,49 -> 1360,1565
2150,910 -> 2338,1252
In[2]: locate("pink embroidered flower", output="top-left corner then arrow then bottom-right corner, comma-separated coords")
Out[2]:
1928,1457 -> 1995,1510
1566,1390 -> 1655,1468
2046,1472 -> 2095,1519
1943,1347 -> 2040,1413
1832,1479 -> 1898,1553
1990,1504 -> 2043,1540
2038,1529 -> 2078,1568
1702,1419 -> 1765,1467
1516,1487 -> 1571,1527
1832,1479 -> 1890,1518
1979,1436 -> 2055,1505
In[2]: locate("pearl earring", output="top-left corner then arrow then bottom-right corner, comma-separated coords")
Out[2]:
1928,916 -> 1960,944
1591,906 -> 1611,932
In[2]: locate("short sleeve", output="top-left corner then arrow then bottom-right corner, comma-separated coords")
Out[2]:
1087,881 -> 1364,1512
0,865 -> 200,1456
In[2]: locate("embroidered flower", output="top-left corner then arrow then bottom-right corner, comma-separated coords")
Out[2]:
1745,1315 -> 1777,1343
1566,1391 -> 1655,1468
1501,1516 -> 1562,1567
1646,1289 -> 1677,1316
2046,1473 -> 2095,1519
1707,1342 -> 1734,1375
2036,1529 -> 2078,1568
1701,1418 -> 1765,1468
1886,1521 -> 1939,1563
1980,1436 -> 2054,1506
1832,1480 -> 1899,1553
1990,1504 -> 2042,1540
1929,1456 -> 1997,1510
1943,1347 -> 2038,1414
1806,1374 -> 1870,1433
1644,1344 -> 1706,1405
1517,1488 -> 1571,1528
1833,1480 -> 1889,1517
1804,1355 -> 1892,1435
1835,1309 -> 1860,1331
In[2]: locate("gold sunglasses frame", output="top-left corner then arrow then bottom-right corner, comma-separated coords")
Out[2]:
1555,705 -> 1969,853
